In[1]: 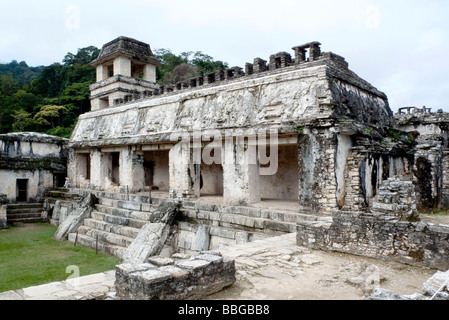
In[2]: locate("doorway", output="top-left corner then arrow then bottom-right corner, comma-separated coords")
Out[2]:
16,179 -> 28,202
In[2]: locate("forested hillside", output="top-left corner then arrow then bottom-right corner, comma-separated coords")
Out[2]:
0,46 -> 227,138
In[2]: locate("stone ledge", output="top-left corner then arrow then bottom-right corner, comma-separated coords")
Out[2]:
115,251 -> 235,300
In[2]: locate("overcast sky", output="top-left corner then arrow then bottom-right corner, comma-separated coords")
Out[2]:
1,0 -> 448,112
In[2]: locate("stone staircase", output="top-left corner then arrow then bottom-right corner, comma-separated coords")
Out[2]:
52,188 -> 331,260
68,197 -> 156,259
176,200 -> 327,251
6,203 -> 44,225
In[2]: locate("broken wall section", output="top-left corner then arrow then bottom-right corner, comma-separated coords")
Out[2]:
297,211 -> 449,271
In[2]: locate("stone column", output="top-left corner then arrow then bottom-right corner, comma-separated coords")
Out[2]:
100,153 -> 112,190
222,133 -> 260,205
169,141 -> 201,199
114,56 -> 131,77
143,64 -> 156,83
298,128 -> 338,215
96,65 -> 109,82
120,148 -> 145,193
90,149 -> 102,190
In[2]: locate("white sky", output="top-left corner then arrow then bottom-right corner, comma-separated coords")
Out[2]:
1,0 -> 448,112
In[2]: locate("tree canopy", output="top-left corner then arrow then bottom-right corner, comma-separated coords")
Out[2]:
0,45 -> 228,138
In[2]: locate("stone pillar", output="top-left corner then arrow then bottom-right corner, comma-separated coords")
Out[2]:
222,133 -> 260,205
341,146 -> 369,212
143,64 -> 156,83
96,65 -> 109,82
100,153 -> 113,190
245,63 -> 254,75
309,42 -> 322,61
292,46 -> 306,64
169,141 -> 200,199
298,128 -> 338,215
253,58 -> 267,73
90,149 -> 102,190
114,56 -> 131,77
120,148 -> 145,193
0,203 -> 7,229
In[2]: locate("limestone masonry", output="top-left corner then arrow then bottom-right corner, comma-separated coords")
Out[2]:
9,36 -> 449,299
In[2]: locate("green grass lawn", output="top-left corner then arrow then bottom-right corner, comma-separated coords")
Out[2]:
0,223 -> 119,293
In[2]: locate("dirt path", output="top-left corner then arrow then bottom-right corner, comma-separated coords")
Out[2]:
206,233 -> 436,300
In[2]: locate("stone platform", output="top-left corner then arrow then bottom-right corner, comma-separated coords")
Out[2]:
115,252 -> 235,300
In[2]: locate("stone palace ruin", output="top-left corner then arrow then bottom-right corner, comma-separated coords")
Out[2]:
3,36 -> 449,299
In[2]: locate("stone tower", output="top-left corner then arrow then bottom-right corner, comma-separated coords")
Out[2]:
89,36 -> 162,111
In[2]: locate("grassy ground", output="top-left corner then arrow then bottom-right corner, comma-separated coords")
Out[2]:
0,223 -> 119,293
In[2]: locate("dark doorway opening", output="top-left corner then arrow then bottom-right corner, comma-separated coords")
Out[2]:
53,173 -> 66,188
111,152 -> 120,185
16,179 -> 28,202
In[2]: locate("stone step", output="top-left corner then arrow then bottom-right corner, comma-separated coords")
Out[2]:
7,207 -> 42,214
83,218 -> 141,239
97,197 -> 154,212
6,203 -> 43,209
7,212 -> 42,219
46,190 -> 80,199
68,232 -> 125,258
45,197 -> 77,206
94,204 -> 153,221
181,201 -> 320,223
8,217 -> 44,224
76,225 -> 135,248
91,211 -> 149,229
180,208 -> 297,234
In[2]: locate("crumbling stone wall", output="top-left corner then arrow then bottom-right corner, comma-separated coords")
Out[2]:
395,107 -> 449,210
297,211 -> 449,271
297,173 -> 449,270
371,176 -> 419,221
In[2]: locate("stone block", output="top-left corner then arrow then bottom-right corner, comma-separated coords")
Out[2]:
115,252 -> 235,300
117,201 -> 142,211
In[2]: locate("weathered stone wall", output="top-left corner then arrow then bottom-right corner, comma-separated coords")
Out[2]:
0,169 -> 54,202
370,176 -> 419,221
0,133 -> 68,203
395,108 -> 449,210
297,211 -> 449,270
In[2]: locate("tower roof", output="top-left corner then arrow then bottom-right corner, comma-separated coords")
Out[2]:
90,36 -> 162,67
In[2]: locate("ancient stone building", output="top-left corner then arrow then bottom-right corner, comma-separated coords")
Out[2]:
68,36 -> 404,216
60,36 -> 449,272
0,132 -> 68,203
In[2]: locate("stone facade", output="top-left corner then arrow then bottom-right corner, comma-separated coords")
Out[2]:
68,37 -> 397,216
64,37 -> 449,283
0,132 -> 68,204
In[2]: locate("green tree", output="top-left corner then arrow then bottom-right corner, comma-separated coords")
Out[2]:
30,63 -> 63,97
61,81 -> 91,114
33,105 -> 68,129
11,109 -> 35,132
0,75 -> 18,96
153,49 -> 228,85
63,46 -> 100,66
